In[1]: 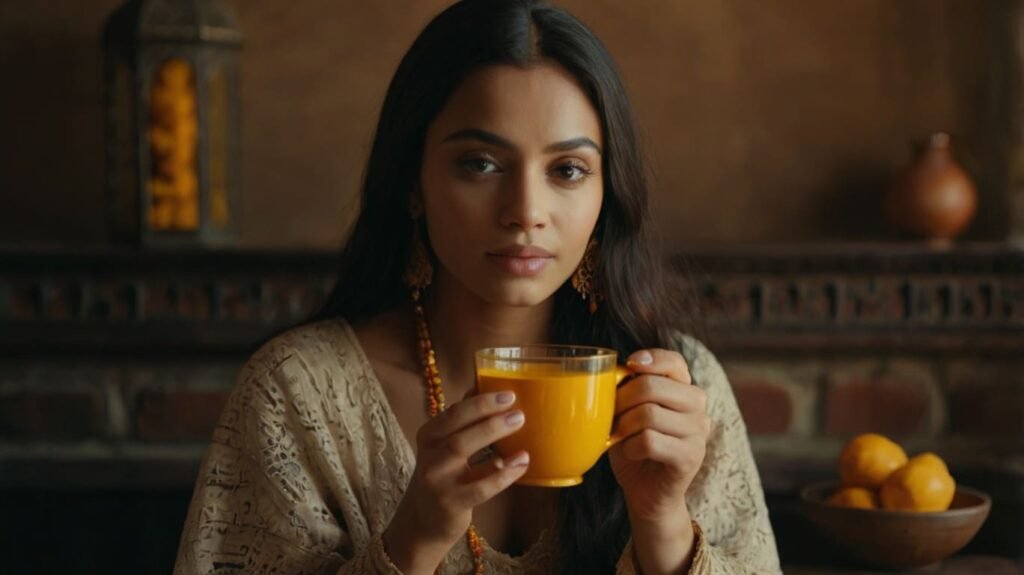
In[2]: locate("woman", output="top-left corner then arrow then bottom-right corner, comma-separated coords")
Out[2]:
174,1 -> 780,573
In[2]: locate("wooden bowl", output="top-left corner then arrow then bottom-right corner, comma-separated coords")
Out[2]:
800,481 -> 991,570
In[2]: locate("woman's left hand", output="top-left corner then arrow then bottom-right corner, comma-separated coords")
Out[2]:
609,348 -> 710,525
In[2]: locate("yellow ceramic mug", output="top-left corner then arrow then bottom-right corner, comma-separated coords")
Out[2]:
475,344 -> 631,487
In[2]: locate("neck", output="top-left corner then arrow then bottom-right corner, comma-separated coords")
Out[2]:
420,269 -> 554,400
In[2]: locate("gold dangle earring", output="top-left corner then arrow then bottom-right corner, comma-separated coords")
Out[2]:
571,236 -> 603,314
403,198 -> 434,302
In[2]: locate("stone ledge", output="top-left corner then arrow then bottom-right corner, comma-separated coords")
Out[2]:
0,444 -> 207,490
4,442 -> 1021,494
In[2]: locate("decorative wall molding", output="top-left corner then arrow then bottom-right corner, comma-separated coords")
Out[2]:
1,247 -> 334,353
681,244 -> 1024,353
2,243 -> 1023,354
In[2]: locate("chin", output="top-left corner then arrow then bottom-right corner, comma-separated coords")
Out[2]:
483,281 -> 559,308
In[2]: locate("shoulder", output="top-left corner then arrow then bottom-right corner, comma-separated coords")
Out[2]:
245,318 -> 363,374
665,332 -> 738,416
231,318 -> 370,406
250,318 -> 356,364
667,332 -> 726,384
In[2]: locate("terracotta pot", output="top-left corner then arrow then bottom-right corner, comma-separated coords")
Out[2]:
885,133 -> 978,243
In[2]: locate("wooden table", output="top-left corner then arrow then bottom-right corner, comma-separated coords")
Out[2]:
784,556 -> 1024,574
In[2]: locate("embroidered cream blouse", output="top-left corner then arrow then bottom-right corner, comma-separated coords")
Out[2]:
173,319 -> 781,574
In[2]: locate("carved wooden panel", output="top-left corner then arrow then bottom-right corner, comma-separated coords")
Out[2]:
683,245 -> 1024,352
2,245 -> 1022,354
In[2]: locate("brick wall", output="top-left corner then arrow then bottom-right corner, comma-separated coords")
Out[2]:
4,353 -> 1019,482
0,359 -> 235,489
723,354 -> 1024,477
730,356 -> 1023,435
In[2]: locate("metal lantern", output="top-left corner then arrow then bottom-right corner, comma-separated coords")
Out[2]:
104,0 -> 241,246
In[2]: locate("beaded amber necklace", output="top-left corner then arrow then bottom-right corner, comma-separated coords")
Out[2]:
412,291 -> 486,575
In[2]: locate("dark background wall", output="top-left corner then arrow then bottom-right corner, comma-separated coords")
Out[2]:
0,0 -> 1009,250
2,2 -> 1022,573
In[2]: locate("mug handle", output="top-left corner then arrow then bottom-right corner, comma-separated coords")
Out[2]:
604,365 -> 634,449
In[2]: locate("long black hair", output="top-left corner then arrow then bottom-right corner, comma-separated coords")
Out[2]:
313,1 -> 693,571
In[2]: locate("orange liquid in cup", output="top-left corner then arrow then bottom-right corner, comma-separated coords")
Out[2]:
475,346 -> 629,487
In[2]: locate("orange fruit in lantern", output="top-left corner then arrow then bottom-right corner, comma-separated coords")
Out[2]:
158,59 -> 193,91
150,127 -> 174,156
149,200 -> 175,230
174,201 -> 199,230
826,486 -> 879,510
172,171 -> 198,200
880,452 -> 956,512
149,178 -> 175,200
838,433 -> 908,488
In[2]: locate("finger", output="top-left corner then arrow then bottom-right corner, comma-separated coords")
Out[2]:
453,451 -> 530,507
462,445 -> 526,480
432,409 -> 526,471
615,375 -> 707,415
626,348 -> 691,385
618,429 -> 704,473
466,444 -> 496,467
613,402 -> 707,440
417,391 -> 517,445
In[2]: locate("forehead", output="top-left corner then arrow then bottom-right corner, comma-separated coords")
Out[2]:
427,62 -> 603,148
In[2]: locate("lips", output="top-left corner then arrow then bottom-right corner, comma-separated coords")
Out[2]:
486,244 -> 554,277
488,245 -> 555,258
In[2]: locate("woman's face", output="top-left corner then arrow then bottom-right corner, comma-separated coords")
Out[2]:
420,62 -> 604,308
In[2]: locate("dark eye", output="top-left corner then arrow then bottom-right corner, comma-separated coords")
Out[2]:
460,157 -> 501,174
552,161 -> 593,183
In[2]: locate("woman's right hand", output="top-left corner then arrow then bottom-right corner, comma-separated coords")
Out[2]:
382,391 -> 529,574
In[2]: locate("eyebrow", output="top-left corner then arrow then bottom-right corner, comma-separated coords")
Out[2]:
441,128 -> 602,155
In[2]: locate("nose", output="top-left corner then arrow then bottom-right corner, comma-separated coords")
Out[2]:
498,167 -> 548,231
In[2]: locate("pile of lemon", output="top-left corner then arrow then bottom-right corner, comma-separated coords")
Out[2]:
828,433 -> 956,512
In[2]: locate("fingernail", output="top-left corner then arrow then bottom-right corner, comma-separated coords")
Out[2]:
505,410 -> 524,427
495,391 -> 515,404
506,451 -> 529,467
629,351 -> 653,366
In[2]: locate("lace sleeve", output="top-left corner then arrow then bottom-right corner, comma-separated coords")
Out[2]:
678,334 -> 781,574
613,335 -> 782,575
172,343 -> 402,575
